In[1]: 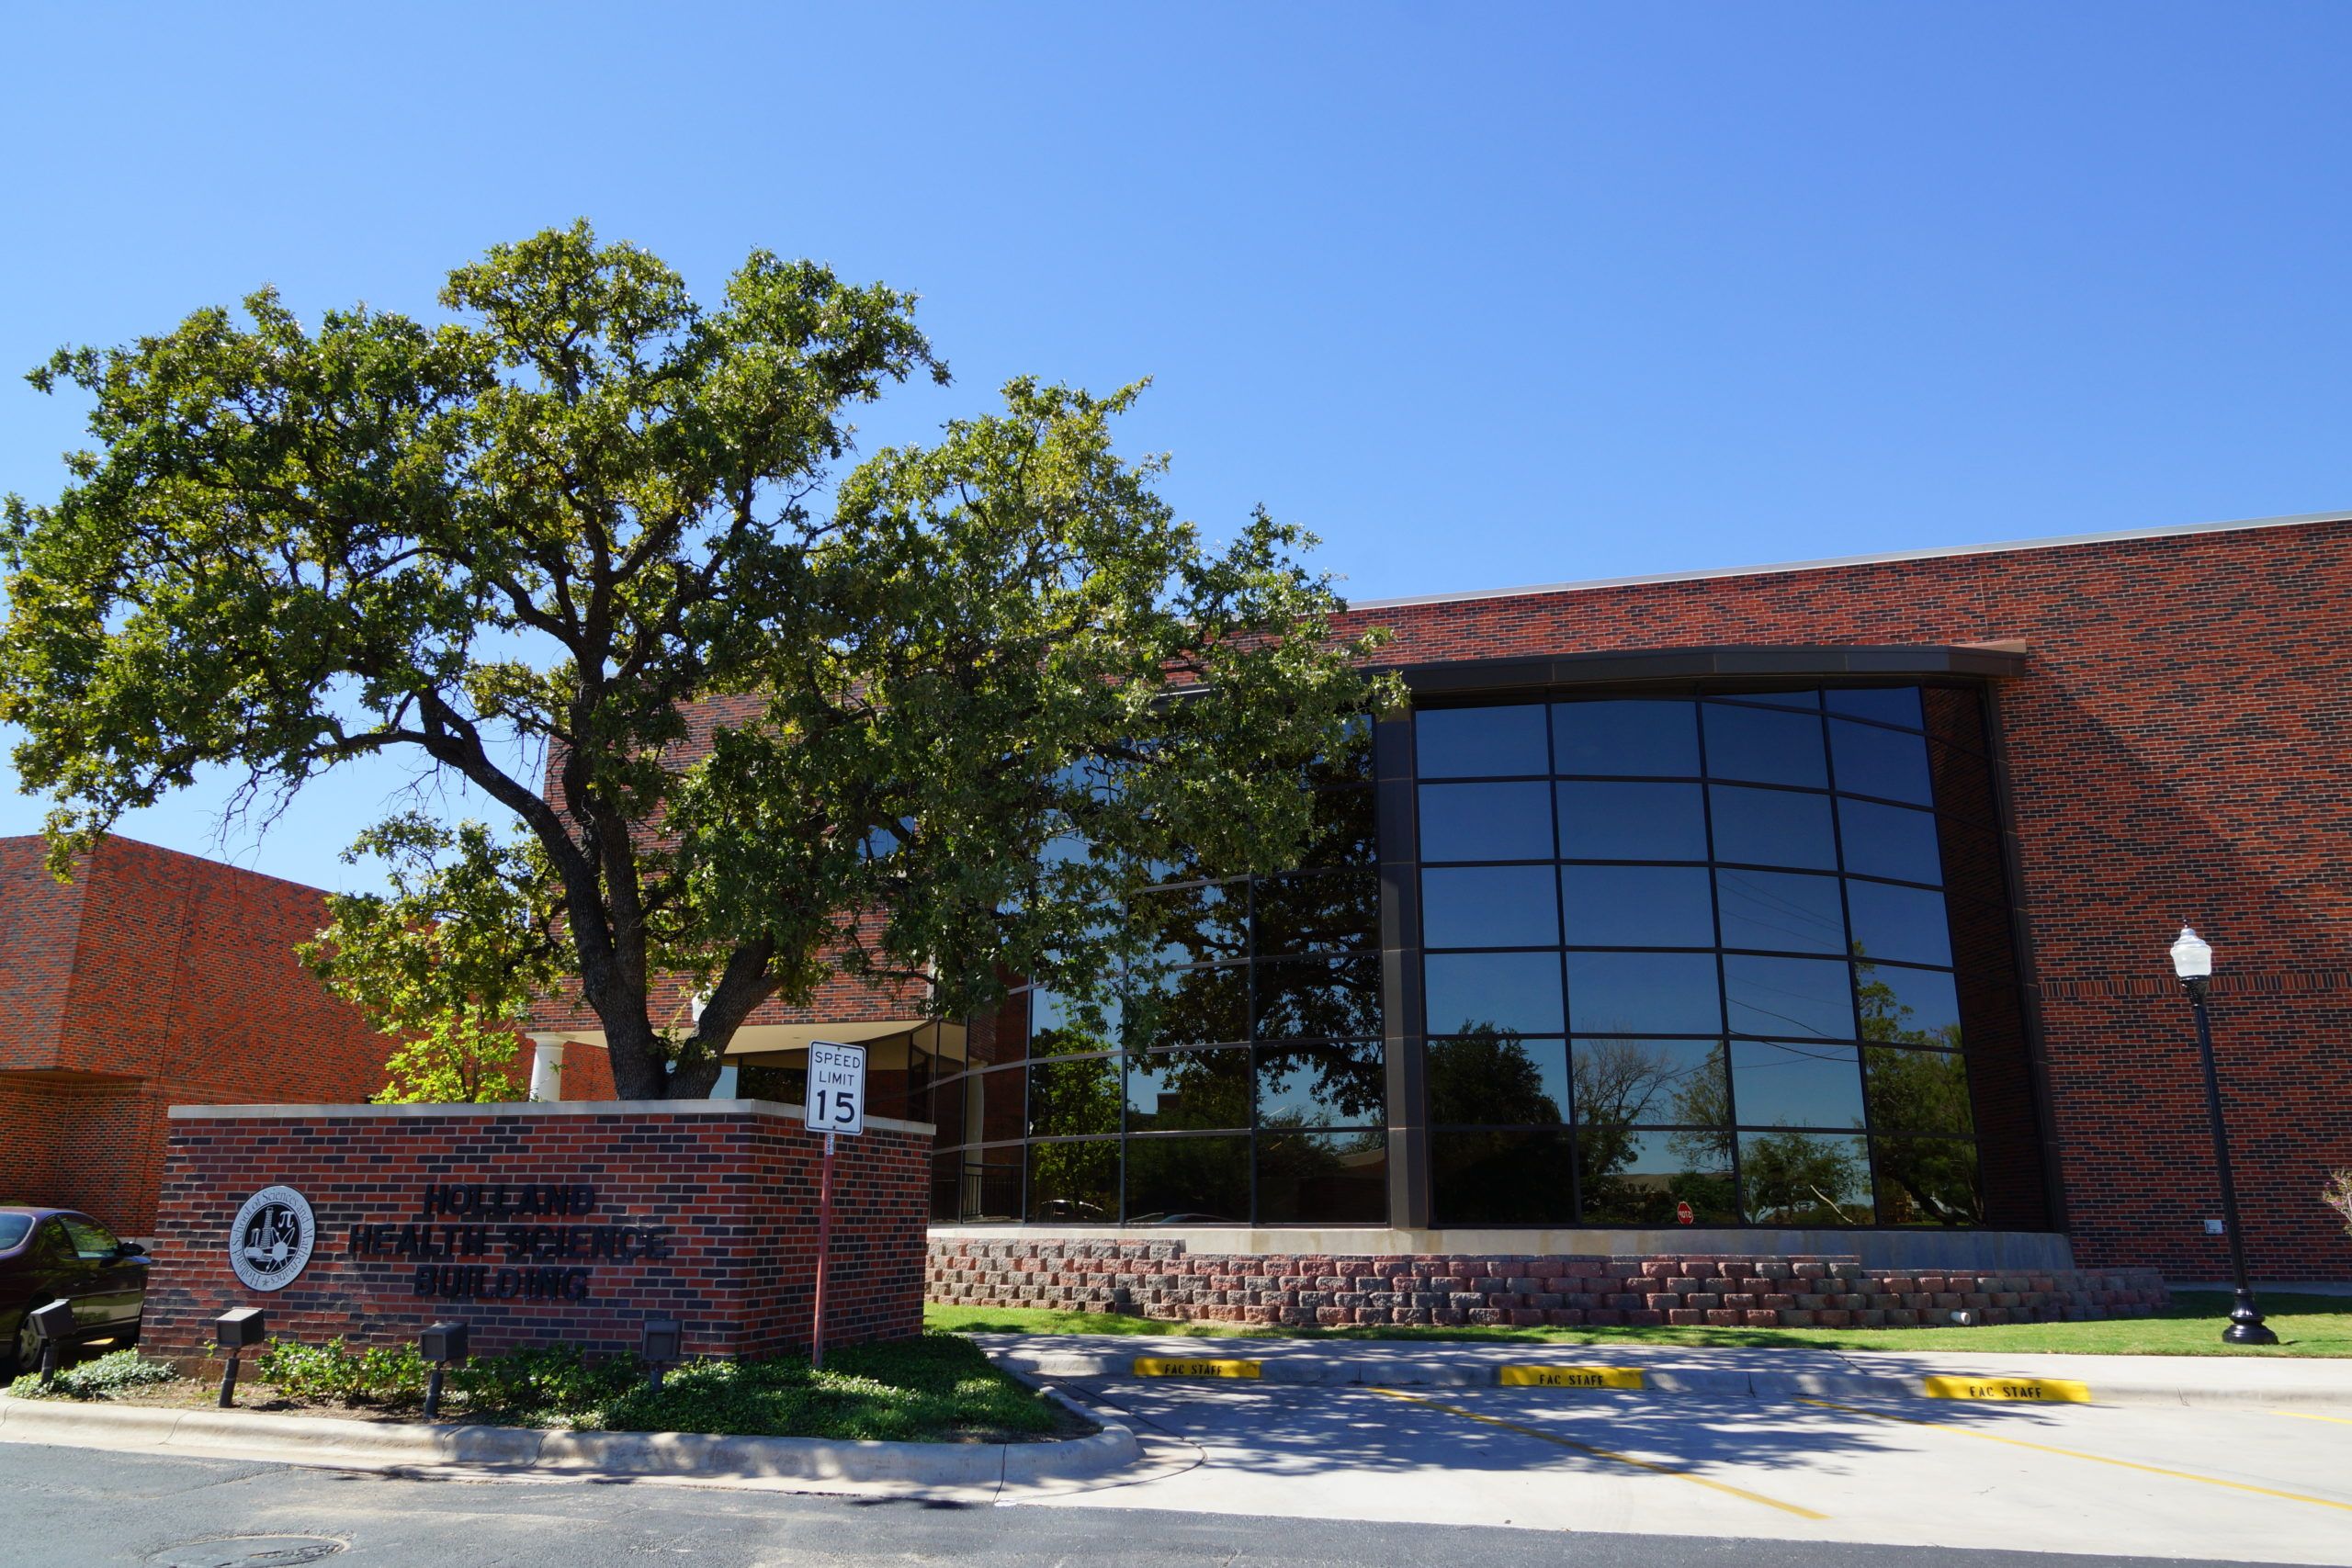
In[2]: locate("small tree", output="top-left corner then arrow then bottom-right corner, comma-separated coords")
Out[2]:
2324,1169 -> 2352,1238
1,224 -> 1396,1097
298,815 -> 565,1103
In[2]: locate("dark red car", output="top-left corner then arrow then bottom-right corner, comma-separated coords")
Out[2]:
0,1208 -> 149,1376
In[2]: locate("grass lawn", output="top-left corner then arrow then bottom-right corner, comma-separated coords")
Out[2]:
929,1290 -> 2352,1358
13,1334 -> 1086,1442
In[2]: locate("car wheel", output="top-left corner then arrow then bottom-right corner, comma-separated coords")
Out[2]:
4,1316 -> 36,1381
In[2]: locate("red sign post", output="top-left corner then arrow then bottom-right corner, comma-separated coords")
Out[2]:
805,1041 -> 866,1369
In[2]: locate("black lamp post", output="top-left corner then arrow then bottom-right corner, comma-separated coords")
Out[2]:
2169,925 -> 2278,1347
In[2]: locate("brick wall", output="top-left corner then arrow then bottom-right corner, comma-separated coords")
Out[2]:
0,835 -> 394,1232
143,1102 -> 933,1361
927,1237 -> 2166,1328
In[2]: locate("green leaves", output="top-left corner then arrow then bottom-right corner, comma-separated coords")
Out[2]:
2,224 -> 1393,1098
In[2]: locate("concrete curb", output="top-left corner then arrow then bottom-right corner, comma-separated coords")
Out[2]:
0,1392 -> 1140,1487
983,1348 -> 2352,1411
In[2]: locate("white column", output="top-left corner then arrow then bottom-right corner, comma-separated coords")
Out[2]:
527,1037 -> 568,1101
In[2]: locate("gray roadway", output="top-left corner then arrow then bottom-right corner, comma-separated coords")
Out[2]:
0,1439 -> 2315,1568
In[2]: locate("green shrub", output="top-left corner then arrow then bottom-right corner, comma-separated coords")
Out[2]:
254,1338 -> 427,1404
7,1348 -> 180,1401
447,1343 -> 642,1424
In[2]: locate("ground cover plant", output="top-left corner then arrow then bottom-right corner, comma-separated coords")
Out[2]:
928,1290 -> 2352,1358
5,1333 -> 1078,1442
6,1348 -> 178,1400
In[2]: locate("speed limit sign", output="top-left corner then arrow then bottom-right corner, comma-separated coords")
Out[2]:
806,1041 -> 867,1136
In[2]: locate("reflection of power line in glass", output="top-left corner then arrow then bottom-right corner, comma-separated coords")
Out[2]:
1716,870 -> 1847,942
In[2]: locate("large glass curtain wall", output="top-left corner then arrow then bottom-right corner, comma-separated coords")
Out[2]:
929,739 -> 1385,1224
1419,685 -> 2000,1228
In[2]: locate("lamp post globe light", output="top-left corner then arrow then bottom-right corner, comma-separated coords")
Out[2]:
2169,925 -> 2278,1347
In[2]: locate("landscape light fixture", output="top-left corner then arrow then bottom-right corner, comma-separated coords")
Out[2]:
28,1300 -> 74,1386
640,1317 -> 682,1392
419,1321 -> 469,1421
214,1307 -> 266,1406
2168,925 -> 2278,1347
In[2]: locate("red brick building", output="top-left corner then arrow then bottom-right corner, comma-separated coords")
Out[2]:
0,834 -> 393,1233
528,513 -> 2349,1286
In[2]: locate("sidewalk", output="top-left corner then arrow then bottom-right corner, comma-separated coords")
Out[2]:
976,1330 -> 2352,1410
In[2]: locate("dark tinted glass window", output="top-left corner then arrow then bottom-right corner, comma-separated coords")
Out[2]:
1125,964 -> 1247,1048
1256,1041 -> 1385,1128
1578,1129 -> 1736,1224
1702,703 -> 1828,788
1863,1045 -> 1975,1135
1253,872 -> 1378,956
1028,1055 -> 1121,1137
1417,704 -> 1549,778
1426,951 -> 1564,1035
1560,864 -> 1714,948
0,1215 -> 29,1250
1558,782 -> 1709,861
1873,1137 -> 1984,1225
1733,688 -> 1822,711
1845,879 -> 1953,966
972,1065 -> 1025,1145
1826,687 -> 1925,728
1571,1038 -> 1725,1128
1032,987 -> 1120,1055
1728,1040 -> 1865,1129
1254,955 -> 1381,1038
1857,962 -> 1962,1045
1133,881 -> 1248,967
1422,864 -> 1560,948
1739,1131 -> 1873,1224
1715,868 -> 1846,953
1709,785 -> 1838,870
1419,783 -> 1555,862
1125,1048 -> 1250,1132
1552,699 -> 1699,777
1431,1129 -> 1575,1224
1025,1140 -> 1116,1223
1258,1131 -> 1386,1224
1428,1033 -> 1568,1124
943,1147 -> 1022,1220
1124,1134 -> 1250,1223
1299,785 -> 1377,869
1723,954 -> 1854,1039
1838,798 -> 1943,885
1829,719 -> 1934,806
1566,951 -> 1722,1034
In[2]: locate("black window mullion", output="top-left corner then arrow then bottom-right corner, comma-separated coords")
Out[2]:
1695,695 -> 1744,1221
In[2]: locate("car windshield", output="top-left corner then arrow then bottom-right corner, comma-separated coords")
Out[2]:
0,1215 -> 30,1250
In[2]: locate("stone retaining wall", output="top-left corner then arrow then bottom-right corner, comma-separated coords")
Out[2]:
927,1238 -> 2168,1327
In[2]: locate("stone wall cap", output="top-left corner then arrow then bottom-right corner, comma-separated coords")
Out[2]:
164,1098 -> 934,1136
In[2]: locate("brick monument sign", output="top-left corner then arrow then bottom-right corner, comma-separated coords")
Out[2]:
141,1100 -> 933,1362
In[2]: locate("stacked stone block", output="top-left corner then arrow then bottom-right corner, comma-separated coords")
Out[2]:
926,1239 -> 2166,1328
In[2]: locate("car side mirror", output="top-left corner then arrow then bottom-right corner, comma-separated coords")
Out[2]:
118,1242 -> 148,1257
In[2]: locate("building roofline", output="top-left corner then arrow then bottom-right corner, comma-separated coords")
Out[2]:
1344,508 -> 2352,614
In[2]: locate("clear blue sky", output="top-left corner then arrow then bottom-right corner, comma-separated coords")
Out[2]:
5,3 -> 2347,890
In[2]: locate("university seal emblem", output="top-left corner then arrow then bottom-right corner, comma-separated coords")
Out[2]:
228,1185 -> 316,1292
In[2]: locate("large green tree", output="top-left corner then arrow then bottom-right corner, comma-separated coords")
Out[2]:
1,223 -> 1396,1099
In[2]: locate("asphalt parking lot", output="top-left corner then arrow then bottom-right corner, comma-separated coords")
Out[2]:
1017,1373 -> 2352,1564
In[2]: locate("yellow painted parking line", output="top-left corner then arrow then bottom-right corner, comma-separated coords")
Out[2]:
1498,1364 -> 1645,1391
2271,1410 -> 2352,1427
1368,1386 -> 1828,1520
1922,1374 -> 2092,1404
1132,1356 -> 1261,1379
1799,1398 -> 2352,1516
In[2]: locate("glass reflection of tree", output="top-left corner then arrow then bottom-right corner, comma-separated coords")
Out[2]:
1427,1022 -> 1559,1125
1737,1133 -> 1867,1224
1025,1055 -> 1119,1218
1856,949 -> 1983,1224
1572,1034 -> 1734,1222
